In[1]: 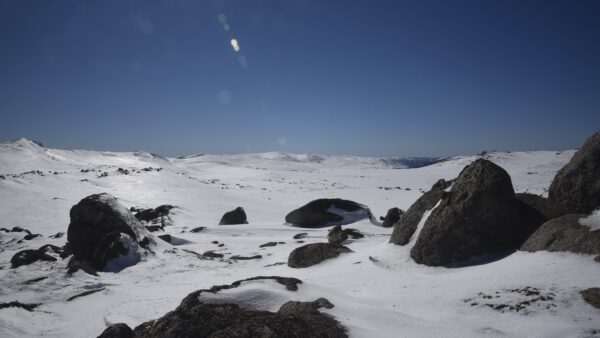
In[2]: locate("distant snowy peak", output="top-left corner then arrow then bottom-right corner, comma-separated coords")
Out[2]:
5,137 -> 45,149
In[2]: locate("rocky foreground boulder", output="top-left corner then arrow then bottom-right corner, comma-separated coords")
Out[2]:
389,179 -> 452,245
581,288 -> 600,309
285,198 -> 375,228
219,207 -> 248,225
410,159 -> 526,266
288,243 -> 352,268
67,193 -> 156,272
548,131 -> 600,214
97,276 -> 347,338
521,214 -> 600,255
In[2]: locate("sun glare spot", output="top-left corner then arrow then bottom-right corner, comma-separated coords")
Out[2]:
230,38 -> 240,52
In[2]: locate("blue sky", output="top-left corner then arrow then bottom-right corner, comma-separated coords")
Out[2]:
0,0 -> 599,157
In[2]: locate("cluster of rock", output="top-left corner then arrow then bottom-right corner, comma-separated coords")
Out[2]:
388,131 -> 600,266
98,276 -> 347,338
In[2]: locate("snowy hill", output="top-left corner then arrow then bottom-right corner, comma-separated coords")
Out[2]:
1,139 -> 598,337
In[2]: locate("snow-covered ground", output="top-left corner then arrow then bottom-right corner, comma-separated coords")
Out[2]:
0,138 -> 598,337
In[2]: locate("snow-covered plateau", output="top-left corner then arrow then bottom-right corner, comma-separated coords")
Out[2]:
1,138 -> 599,338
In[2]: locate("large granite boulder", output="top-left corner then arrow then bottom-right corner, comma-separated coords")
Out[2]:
288,243 -> 352,268
520,214 -> 600,255
389,179 -> 452,245
67,193 -> 156,271
410,159 -> 524,266
285,198 -> 374,228
548,131 -> 600,214
219,207 -> 248,225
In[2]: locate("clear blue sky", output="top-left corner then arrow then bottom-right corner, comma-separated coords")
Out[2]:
1,0 -> 599,157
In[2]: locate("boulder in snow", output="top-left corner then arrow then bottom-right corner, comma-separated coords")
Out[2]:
381,207 -> 404,228
288,243 -> 352,268
10,249 -> 56,268
219,207 -> 248,225
521,213 -> 600,255
285,198 -> 375,228
410,159 -> 524,266
67,193 -> 156,271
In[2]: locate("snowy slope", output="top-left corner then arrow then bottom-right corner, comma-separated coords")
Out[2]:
1,139 -> 598,338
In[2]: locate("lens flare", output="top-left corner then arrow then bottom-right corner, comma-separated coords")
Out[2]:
230,38 -> 240,52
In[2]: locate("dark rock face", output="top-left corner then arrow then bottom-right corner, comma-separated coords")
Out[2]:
581,288 -> 600,309
381,207 -> 404,228
67,193 -> 154,271
516,193 -> 569,220
97,323 -> 134,338
10,249 -> 56,268
521,214 -> 600,255
219,207 -> 248,225
389,179 -> 452,245
548,131 -> 600,214
410,159 -> 524,266
288,243 -> 352,268
285,198 -> 372,228
123,276 -> 346,338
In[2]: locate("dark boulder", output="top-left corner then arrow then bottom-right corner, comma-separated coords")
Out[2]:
97,323 -> 134,338
134,205 -> 174,222
328,226 -> 348,245
288,243 -> 352,268
410,159 -> 525,266
285,198 -> 373,228
521,214 -> 600,255
389,179 -> 452,245
516,193 -> 569,220
10,249 -> 57,268
381,207 -> 404,228
219,207 -> 248,225
278,298 -> 334,315
581,288 -> 600,308
548,131 -> 600,214
67,193 -> 155,271
327,226 -> 364,245
126,276 -> 346,338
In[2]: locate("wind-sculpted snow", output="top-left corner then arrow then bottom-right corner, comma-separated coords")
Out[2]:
1,139 -> 599,337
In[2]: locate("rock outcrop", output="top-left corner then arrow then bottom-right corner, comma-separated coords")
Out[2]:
101,276 -> 347,338
389,179 -> 452,245
548,131 -> 600,214
521,214 -> 600,255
